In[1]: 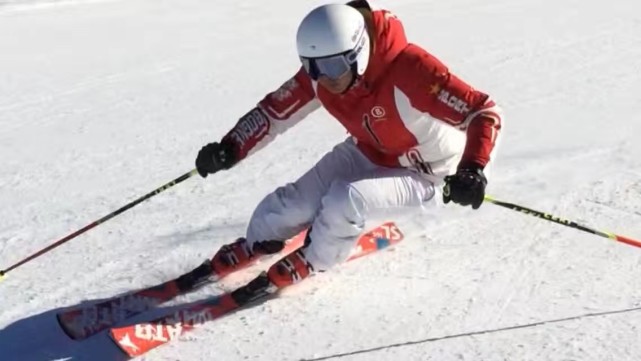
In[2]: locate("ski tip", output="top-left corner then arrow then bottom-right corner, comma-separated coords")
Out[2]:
109,329 -> 138,358
0,270 -> 6,282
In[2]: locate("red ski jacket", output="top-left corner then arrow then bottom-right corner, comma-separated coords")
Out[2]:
222,3 -> 502,183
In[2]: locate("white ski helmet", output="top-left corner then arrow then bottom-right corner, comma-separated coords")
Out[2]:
296,4 -> 370,80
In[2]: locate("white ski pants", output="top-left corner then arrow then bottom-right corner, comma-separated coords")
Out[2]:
246,138 -> 437,271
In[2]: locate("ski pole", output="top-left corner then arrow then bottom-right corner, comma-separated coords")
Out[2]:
0,169 -> 199,281
484,195 -> 641,248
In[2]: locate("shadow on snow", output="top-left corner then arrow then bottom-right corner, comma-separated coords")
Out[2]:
0,304 -> 128,361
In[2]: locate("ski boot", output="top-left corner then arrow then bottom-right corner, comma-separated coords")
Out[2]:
230,248 -> 315,305
267,249 -> 315,288
210,238 -> 286,279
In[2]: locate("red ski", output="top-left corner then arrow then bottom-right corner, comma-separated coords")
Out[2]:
110,292 -> 242,358
57,233 -> 306,340
58,272 -> 183,340
109,222 -> 403,358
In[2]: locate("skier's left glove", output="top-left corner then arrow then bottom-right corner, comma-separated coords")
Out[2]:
195,140 -> 237,178
443,166 -> 487,209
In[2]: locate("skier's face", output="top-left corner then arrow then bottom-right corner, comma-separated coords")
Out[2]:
317,70 -> 354,94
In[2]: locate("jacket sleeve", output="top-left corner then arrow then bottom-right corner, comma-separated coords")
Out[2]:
221,67 -> 321,161
395,44 -> 503,169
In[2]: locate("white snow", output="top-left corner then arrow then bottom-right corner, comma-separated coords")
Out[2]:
1,0 -> 641,360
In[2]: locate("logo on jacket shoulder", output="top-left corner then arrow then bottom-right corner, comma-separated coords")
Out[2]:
432,86 -> 470,115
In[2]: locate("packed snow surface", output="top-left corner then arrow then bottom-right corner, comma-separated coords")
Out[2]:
1,0 -> 641,360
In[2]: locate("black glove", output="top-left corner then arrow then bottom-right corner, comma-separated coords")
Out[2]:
443,167 -> 487,209
195,140 -> 237,178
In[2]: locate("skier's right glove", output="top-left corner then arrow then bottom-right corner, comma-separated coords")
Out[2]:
195,140 -> 237,178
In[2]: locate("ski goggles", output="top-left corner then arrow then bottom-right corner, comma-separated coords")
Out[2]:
299,29 -> 367,81
300,51 -> 357,80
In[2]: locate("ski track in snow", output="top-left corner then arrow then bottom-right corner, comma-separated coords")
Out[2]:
1,0 -> 641,360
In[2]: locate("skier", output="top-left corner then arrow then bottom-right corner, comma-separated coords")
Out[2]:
194,0 -> 503,295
